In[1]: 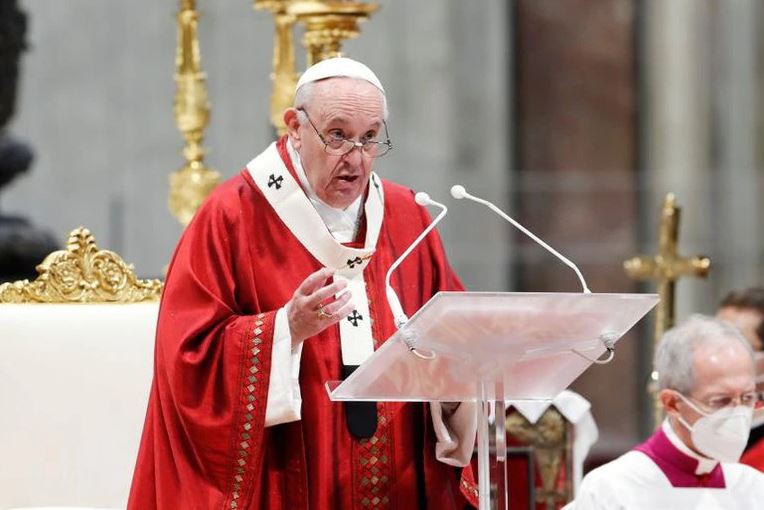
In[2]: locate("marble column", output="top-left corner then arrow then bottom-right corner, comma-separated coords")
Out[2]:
642,0 -> 714,315
712,0 -> 764,289
513,0 -> 641,457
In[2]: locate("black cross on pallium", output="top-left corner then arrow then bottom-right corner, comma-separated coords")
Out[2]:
346,257 -> 363,269
267,174 -> 283,189
347,310 -> 363,327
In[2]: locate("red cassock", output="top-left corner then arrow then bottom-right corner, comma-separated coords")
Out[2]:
128,137 -> 473,510
741,438 -> 764,473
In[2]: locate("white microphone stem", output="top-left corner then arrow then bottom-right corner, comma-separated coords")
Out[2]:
452,186 -> 591,294
385,193 -> 449,328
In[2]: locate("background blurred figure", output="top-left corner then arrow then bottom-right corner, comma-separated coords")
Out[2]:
717,287 -> 764,352
0,0 -> 57,282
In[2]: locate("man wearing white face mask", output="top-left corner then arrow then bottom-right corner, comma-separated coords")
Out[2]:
716,286 -> 764,470
569,315 -> 764,510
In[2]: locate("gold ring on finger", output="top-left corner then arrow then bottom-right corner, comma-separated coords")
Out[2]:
317,303 -> 333,320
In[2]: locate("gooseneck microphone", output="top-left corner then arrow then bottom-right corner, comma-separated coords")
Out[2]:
450,184 -> 591,294
385,192 -> 449,329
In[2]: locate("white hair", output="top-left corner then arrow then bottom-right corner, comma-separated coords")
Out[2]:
654,314 -> 754,393
293,78 -> 389,123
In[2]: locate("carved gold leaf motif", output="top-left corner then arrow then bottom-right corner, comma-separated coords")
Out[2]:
0,227 -> 162,304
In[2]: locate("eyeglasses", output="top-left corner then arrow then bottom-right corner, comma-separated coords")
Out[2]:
686,391 -> 761,411
297,108 -> 393,158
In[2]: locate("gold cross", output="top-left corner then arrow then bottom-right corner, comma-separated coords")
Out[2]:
623,193 -> 711,425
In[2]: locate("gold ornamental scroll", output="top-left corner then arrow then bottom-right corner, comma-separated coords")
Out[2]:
0,227 -> 162,304
254,1 -> 299,136
169,0 -> 221,227
624,193 -> 711,426
288,1 -> 379,67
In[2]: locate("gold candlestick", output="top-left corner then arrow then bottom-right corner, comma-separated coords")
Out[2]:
289,1 -> 379,67
255,1 -> 299,135
169,0 -> 220,227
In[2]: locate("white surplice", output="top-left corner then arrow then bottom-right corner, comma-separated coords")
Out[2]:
570,421 -> 764,510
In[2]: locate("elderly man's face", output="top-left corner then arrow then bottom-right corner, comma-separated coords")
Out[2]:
287,78 -> 385,209
667,338 -> 756,454
686,340 -> 755,410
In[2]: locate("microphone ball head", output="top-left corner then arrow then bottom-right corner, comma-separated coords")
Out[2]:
415,192 -> 431,206
450,185 -> 467,199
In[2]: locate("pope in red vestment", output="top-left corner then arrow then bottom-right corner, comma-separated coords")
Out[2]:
128,58 -> 475,510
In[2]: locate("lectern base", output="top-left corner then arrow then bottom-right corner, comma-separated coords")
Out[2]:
477,381 -> 509,510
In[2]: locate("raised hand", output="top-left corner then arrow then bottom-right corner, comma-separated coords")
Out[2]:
286,267 -> 355,347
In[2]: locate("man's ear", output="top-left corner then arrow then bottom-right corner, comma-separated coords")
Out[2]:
284,108 -> 301,149
660,389 -> 682,419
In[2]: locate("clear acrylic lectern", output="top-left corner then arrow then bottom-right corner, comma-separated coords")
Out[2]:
327,291 -> 659,510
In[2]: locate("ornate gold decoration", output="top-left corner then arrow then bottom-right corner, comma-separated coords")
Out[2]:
288,1 -> 379,67
255,1 -> 299,135
0,228 -> 162,304
169,0 -> 221,226
506,407 -> 572,510
253,1 -> 378,133
624,193 -> 711,424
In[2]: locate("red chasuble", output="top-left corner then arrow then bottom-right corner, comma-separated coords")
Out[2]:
128,137 -> 470,510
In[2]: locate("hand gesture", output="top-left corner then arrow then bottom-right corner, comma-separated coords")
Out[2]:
286,267 -> 354,347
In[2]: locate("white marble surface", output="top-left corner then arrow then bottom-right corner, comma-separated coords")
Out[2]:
0,303 -> 158,509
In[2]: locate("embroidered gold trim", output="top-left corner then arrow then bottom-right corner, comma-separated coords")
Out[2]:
461,478 -> 479,499
227,313 -> 266,509
356,406 -> 392,509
